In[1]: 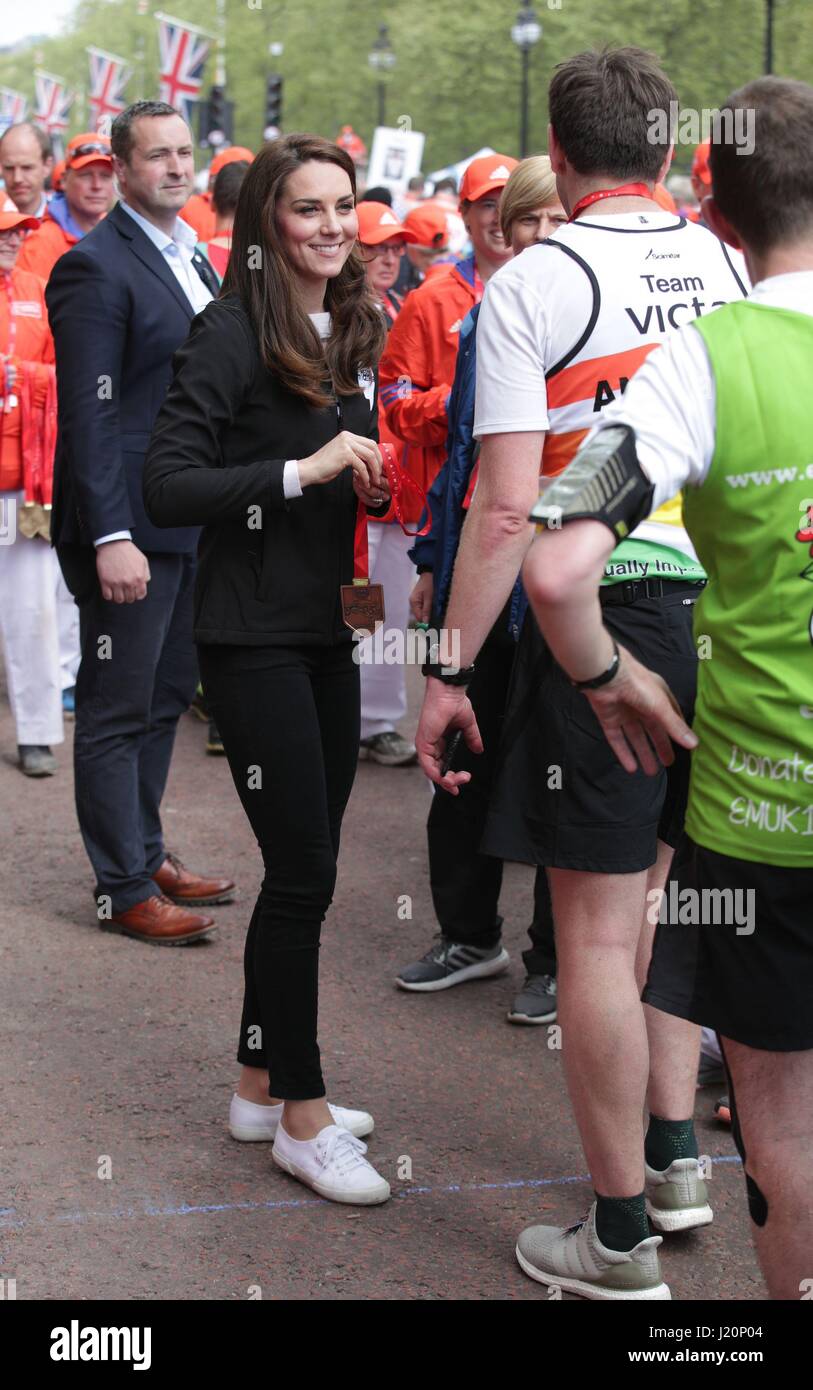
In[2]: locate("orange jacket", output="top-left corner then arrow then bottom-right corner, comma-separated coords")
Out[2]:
0,267 -> 55,492
378,255 -> 483,498
16,214 -> 78,284
182,191 -> 216,242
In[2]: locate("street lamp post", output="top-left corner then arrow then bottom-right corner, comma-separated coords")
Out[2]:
764,0 -> 776,74
368,22 -> 396,129
511,5 -> 542,159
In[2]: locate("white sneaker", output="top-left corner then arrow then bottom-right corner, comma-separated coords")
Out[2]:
272,1122 -> 391,1205
229,1094 -> 374,1142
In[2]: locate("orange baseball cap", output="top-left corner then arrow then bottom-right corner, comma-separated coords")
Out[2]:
210,145 -> 254,177
692,140 -> 711,186
51,159 -> 65,192
66,132 -> 112,171
356,201 -> 409,245
402,202 -> 449,249
0,208 -> 40,232
458,154 -> 518,206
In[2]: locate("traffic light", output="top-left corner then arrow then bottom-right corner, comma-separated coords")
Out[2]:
264,74 -> 283,140
199,84 -> 234,149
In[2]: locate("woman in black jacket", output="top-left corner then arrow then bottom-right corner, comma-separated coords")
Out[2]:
143,134 -> 392,1205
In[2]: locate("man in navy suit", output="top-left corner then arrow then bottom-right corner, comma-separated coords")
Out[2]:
47,101 -> 235,945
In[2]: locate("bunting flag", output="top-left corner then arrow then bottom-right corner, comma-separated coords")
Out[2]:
87,47 -> 131,133
34,71 -> 75,138
0,87 -> 27,135
155,12 -> 213,123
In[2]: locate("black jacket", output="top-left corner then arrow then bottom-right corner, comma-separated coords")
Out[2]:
143,294 -> 379,646
46,201 -> 220,595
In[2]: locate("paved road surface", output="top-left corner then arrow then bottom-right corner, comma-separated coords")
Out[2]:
0,666 -> 763,1300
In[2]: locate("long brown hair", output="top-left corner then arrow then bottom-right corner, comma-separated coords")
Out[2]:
222,133 -> 387,408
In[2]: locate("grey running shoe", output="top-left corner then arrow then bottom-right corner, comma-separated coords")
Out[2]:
516,1202 -> 671,1301
696,1053 -> 725,1087
359,731 -> 417,766
507,973 -> 557,1024
396,935 -> 510,992
18,745 -> 56,777
645,1157 -> 713,1233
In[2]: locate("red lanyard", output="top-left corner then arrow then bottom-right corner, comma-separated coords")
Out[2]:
569,183 -> 652,222
353,503 -> 371,580
352,446 -> 431,580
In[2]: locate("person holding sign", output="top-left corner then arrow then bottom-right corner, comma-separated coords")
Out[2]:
143,134 -> 394,1206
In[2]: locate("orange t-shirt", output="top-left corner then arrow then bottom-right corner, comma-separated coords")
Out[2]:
182,192 -> 216,242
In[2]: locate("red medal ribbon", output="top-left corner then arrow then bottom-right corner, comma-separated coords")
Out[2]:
380,443 -> 431,538
569,183 -> 653,222
353,501 -> 370,581
352,446 -> 431,582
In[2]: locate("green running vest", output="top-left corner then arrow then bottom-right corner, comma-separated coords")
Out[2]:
684,301 -> 813,866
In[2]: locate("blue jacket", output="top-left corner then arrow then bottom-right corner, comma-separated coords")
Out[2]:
47,201 -> 220,596
408,303 -> 528,639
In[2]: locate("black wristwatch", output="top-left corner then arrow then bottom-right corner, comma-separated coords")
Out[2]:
422,660 -> 476,687
570,641 -> 620,691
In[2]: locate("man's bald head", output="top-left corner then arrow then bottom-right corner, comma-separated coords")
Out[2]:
0,123 -> 54,217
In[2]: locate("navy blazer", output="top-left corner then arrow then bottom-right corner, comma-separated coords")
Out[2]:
46,200 -> 219,585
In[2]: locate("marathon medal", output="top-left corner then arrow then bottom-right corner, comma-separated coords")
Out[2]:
341,577 -> 386,633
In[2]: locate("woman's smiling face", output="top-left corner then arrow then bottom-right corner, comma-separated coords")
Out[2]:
276,160 -> 358,288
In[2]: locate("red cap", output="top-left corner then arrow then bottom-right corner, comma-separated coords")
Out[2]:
0,208 -> 40,233
356,201 -> 409,245
66,132 -> 112,171
51,159 -> 66,192
692,140 -> 711,186
210,146 -> 254,178
458,154 -> 518,207
402,202 -> 449,249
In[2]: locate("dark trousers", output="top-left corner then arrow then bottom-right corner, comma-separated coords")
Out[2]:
428,615 -> 556,975
73,552 -> 197,914
198,641 -> 360,1101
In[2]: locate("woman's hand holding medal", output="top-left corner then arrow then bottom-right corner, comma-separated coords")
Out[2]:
299,430 -> 387,506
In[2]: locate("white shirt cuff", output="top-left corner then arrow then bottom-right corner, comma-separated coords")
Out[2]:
283,460 -> 302,499
94,531 -> 132,547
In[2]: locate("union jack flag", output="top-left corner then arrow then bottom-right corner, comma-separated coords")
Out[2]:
0,87 -> 27,135
34,71 -> 74,137
87,47 -> 131,133
156,13 -> 212,123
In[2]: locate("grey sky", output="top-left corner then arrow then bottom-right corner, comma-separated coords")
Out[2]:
2,0 -> 78,48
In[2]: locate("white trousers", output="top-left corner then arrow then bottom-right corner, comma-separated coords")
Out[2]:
0,492 -> 71,746
358,521 -> 417,740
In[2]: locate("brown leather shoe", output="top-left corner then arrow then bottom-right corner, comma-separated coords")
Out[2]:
153,851 -> 236,906
106,894 -> 216,946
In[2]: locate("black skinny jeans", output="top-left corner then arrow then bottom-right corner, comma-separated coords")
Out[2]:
198,641 -> 359,1100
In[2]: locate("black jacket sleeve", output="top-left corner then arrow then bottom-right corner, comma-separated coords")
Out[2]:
46,248 -> 134,541
143,299 -> 287,527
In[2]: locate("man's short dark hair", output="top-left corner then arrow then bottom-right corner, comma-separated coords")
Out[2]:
549,47 -> 678,182
711,77 -> 813,256
433,176 -> 457,196
0,121 -> 53,161
360,185 -> 392,205
211,160 -> 249,217
111,101 -> 181,163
